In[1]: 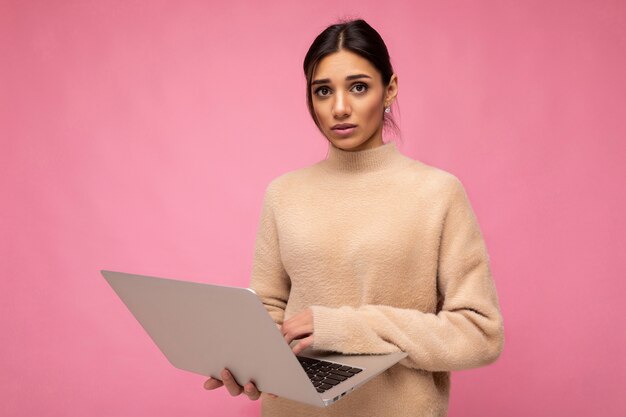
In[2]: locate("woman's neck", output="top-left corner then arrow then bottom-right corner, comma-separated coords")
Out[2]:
323,141 -> 404,173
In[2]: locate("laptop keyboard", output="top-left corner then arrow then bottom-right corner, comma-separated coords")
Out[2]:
297,356 -> 363,393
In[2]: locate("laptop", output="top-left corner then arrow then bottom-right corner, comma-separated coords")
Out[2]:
101,270 -> 407,407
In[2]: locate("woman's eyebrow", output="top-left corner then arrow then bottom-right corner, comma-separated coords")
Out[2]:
311,74 -> 372,86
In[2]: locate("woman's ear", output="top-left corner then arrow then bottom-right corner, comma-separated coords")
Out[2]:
385,73 -> 399,105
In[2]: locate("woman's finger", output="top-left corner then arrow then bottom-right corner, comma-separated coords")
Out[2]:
281,309 -> 314,344
221,369 -> 243,396
243,382 -> 261,401
203,377 -> 224,390
292,334 -> 314,355
283,326 -> 312,344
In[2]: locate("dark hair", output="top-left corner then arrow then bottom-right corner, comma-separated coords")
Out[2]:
303,18 -> 400,141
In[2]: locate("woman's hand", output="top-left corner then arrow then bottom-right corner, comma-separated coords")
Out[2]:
281,308 -> 314,355
203,369 -> 277,400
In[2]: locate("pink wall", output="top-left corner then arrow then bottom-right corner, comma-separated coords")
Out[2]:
1,1 -> 624,416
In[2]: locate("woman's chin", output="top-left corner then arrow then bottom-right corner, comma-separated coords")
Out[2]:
332,143 -> 358,151
329,136 -> 381,152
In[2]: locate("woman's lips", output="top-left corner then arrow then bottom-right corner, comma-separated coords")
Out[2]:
332,126 -> 357,137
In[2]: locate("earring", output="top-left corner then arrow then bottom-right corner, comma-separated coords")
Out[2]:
384,106 -> 391,113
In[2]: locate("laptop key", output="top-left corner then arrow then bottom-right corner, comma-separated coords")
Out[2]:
329,369 -> 352,378
319,383 -> 333,390
326,374 -> 347,382
322,378 -> 340,386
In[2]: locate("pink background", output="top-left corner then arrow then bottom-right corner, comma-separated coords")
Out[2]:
1,1 -> 625,416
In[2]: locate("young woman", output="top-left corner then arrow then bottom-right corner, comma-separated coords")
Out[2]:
204,18 -> 504,417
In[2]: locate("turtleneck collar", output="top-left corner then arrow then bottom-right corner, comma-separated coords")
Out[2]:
323,141 -> 404,173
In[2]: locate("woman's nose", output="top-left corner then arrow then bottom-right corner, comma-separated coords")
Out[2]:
332,91 -> 351,118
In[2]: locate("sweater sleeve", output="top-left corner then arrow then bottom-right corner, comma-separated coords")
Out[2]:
310,177 -> 504,372
248,182 -> 291,325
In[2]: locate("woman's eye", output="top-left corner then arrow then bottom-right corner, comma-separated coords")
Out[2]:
315,86 -> 331,97
352,83 -> 368,93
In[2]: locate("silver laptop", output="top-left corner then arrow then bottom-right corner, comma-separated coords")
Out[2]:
101,270 -> 407,407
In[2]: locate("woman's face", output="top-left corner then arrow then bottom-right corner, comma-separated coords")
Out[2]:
311,49 -> 397,151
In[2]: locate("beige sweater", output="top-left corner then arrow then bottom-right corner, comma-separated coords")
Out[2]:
249,141 -> 504,417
